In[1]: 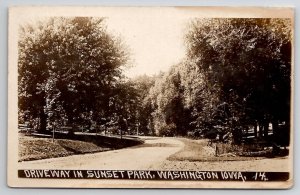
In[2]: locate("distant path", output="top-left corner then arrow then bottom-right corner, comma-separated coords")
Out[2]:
18,137 -> 184,170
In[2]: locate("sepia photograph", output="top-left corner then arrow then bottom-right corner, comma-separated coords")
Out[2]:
7,6 -> 294,188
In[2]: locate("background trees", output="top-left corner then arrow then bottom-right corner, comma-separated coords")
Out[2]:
132,75 -> 156,135
140,18 -> 291,145
19,17 -> 292,147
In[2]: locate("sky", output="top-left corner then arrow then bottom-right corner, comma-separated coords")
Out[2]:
105,11 -> 189,78
19,11 -> 190,78
15,6 -> 291,78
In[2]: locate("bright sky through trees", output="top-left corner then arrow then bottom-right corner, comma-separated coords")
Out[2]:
105,13 -> 188,78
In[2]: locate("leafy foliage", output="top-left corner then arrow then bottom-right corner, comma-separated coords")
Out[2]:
19,17 -> 129,132
185,18 -> 292,143
142,18 -> 291,144
19,17 -> 292,148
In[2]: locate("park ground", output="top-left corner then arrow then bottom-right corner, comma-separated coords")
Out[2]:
18,135 -> 290,172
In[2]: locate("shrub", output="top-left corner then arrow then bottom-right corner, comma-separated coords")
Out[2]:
157,123 -> 176,137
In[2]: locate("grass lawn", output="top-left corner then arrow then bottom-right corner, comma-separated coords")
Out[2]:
168,138 -> 263,162
19,134 -> 110,161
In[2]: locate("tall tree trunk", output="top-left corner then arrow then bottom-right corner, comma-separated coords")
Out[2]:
259,123 -> 263,138
272,120 -> 278,143
254,122 -> 258,138
39,111 -> 47,133
149,118 -> 155,136
264,121 -> 269,138
120,128 -> 123,140
284,120 -> 291,146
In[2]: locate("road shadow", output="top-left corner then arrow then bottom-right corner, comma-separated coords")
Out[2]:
130,143 -> 177,149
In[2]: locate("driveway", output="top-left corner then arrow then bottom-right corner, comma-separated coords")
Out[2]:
18,137 -> 184,170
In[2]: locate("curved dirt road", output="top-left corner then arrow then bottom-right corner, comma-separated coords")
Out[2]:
18,137 -> 184,170
18,137 -> 290,172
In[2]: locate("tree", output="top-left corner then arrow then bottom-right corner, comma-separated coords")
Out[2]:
18,17 -> 129,132
132,75 -> 155,135
185,18 -> 292,144
144,65 -> 191,136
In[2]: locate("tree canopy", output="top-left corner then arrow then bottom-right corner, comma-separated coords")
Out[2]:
140,18 -> 292,144
18,17 -> 129,132
18,17 -> 292,147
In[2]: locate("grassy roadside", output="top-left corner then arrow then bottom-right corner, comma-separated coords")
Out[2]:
19,135 -> 110,162
168,138 -> 263,162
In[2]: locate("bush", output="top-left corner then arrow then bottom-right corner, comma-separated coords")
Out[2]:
187,129 -> 203,139
157,123 -> 176,137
